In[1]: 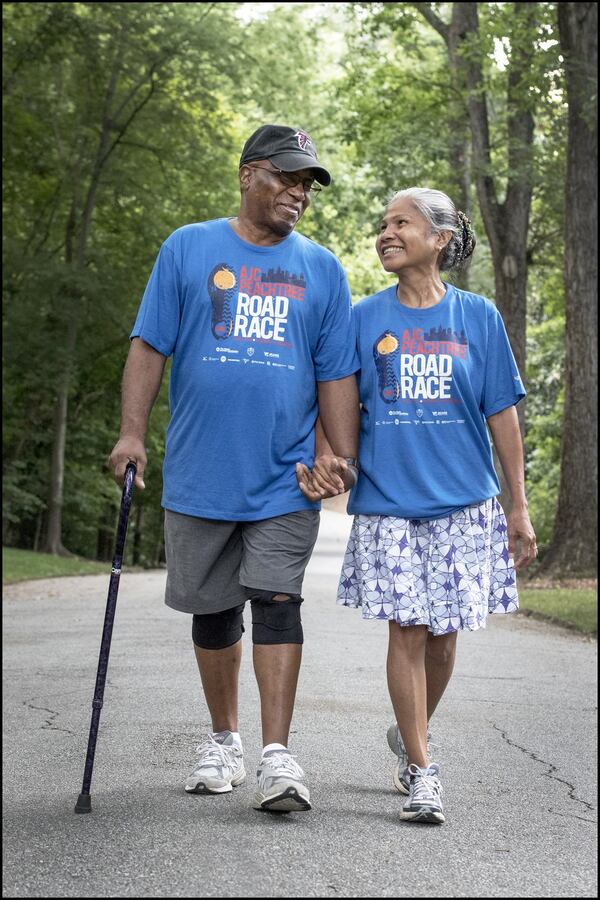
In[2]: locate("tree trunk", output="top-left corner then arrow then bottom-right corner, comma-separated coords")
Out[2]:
493,242 -> 529,435
97,505 -> 116,562
44,314 -> 77,555
459,2 -> 536,432
154,531 -> 165,568
541,3 -> 597,577
412,2 -> 536,513
33,512 -> 43,552
132,501 -> 143,566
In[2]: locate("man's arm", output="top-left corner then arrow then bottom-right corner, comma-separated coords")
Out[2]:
108,337 -> 167,489
295,375 -> 360,500
317,375 -> 360,459
487,405 -> 537,570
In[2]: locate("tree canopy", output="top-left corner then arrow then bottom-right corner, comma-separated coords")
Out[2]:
3,2 -> 597,576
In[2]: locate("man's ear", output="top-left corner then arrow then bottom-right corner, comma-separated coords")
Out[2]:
239,165 -> 252,192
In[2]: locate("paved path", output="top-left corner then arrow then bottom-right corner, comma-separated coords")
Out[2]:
3,512 -> 597,897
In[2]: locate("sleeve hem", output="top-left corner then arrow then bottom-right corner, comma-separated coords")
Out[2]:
484,394 -> 526,418
315,365 -> 360,383
130,331 -> 172,357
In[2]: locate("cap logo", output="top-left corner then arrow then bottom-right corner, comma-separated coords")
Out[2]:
294,130 -> 313,153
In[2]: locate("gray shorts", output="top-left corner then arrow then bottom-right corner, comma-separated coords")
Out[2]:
164,509 -> 320,615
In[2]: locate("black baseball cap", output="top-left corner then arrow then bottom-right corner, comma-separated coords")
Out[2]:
239,124 -> 331,186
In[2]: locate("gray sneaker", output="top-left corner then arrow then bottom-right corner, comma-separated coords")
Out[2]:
399,763 -> 445,824
387,723 -> 433,796
185,733 -> 246,794
254,750 -> 311,812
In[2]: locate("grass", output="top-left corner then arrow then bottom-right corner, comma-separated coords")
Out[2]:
3,547 -> 113,584
518,588 -> 597,635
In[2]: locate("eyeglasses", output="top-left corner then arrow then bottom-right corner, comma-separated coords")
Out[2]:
246,163 -> 322,193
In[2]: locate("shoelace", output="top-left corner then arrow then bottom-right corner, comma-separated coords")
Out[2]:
193,735 -> 238,770
262,752 -> 304,779
409,769 -> 443,804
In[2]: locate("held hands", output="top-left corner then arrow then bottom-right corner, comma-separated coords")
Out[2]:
507,507 -> 537,571
296,455 -> 358,501
108,437 -> 147,490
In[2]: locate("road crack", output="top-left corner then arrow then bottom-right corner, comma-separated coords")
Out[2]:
492,723 -> 595,819
24,700 -> 74,736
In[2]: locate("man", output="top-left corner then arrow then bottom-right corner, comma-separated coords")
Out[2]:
109,124 -> 359,813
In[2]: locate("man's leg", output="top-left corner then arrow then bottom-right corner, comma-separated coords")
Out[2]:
241,509 -> 319,748
163,510 -> 248,794
193,638 -> 242,734
251,594 -> 302,746
240,510 -> 319,812
247,589 -> 310,811
186,604 -> 246,794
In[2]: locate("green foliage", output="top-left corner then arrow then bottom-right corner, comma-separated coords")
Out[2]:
3,2 -> 248,555
525,280 -> 565,549
2,2 -> 576,573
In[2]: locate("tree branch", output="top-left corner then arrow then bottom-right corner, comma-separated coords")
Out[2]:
410,2 -> 450,44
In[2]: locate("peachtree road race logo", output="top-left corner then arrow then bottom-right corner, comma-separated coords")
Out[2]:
207,263 -> 306,345
373,326 -> 469,403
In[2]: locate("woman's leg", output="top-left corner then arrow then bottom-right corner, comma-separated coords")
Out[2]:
387,622 -> 429,767
425,630 -> 458,721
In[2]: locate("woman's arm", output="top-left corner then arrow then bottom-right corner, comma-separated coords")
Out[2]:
487,405 -> 537,570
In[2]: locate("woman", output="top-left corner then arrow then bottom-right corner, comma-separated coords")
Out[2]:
297,187 -> 537,825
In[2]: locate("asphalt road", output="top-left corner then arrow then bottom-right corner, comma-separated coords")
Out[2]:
2,511 -> 598,898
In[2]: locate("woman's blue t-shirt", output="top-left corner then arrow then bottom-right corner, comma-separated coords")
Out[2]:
349,283 -> 525,519
131,218 -> 359,521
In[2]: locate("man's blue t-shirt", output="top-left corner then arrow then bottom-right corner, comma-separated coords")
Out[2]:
349,283 -> 525,519
131,218 -> 358,520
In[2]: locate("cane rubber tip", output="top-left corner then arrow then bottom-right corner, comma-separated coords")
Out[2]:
75,793 -> 92,814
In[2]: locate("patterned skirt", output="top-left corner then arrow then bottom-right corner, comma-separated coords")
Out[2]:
337,498 -> 518,635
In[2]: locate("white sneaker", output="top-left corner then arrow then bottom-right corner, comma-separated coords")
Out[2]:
254,750 -> 311,812
387,723 -> 434,796
399,763 -> 445,824
185,733 -> 246,794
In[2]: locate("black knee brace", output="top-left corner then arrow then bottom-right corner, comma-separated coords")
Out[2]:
192,603 -> 245,650
246,589 -> 304,645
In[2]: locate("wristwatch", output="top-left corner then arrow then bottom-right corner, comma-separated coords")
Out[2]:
344,457 -> 359,486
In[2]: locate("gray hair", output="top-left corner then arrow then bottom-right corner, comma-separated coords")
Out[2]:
388,187 -> 476,271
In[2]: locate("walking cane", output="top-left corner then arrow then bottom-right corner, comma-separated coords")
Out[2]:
75,461 -> 136,814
